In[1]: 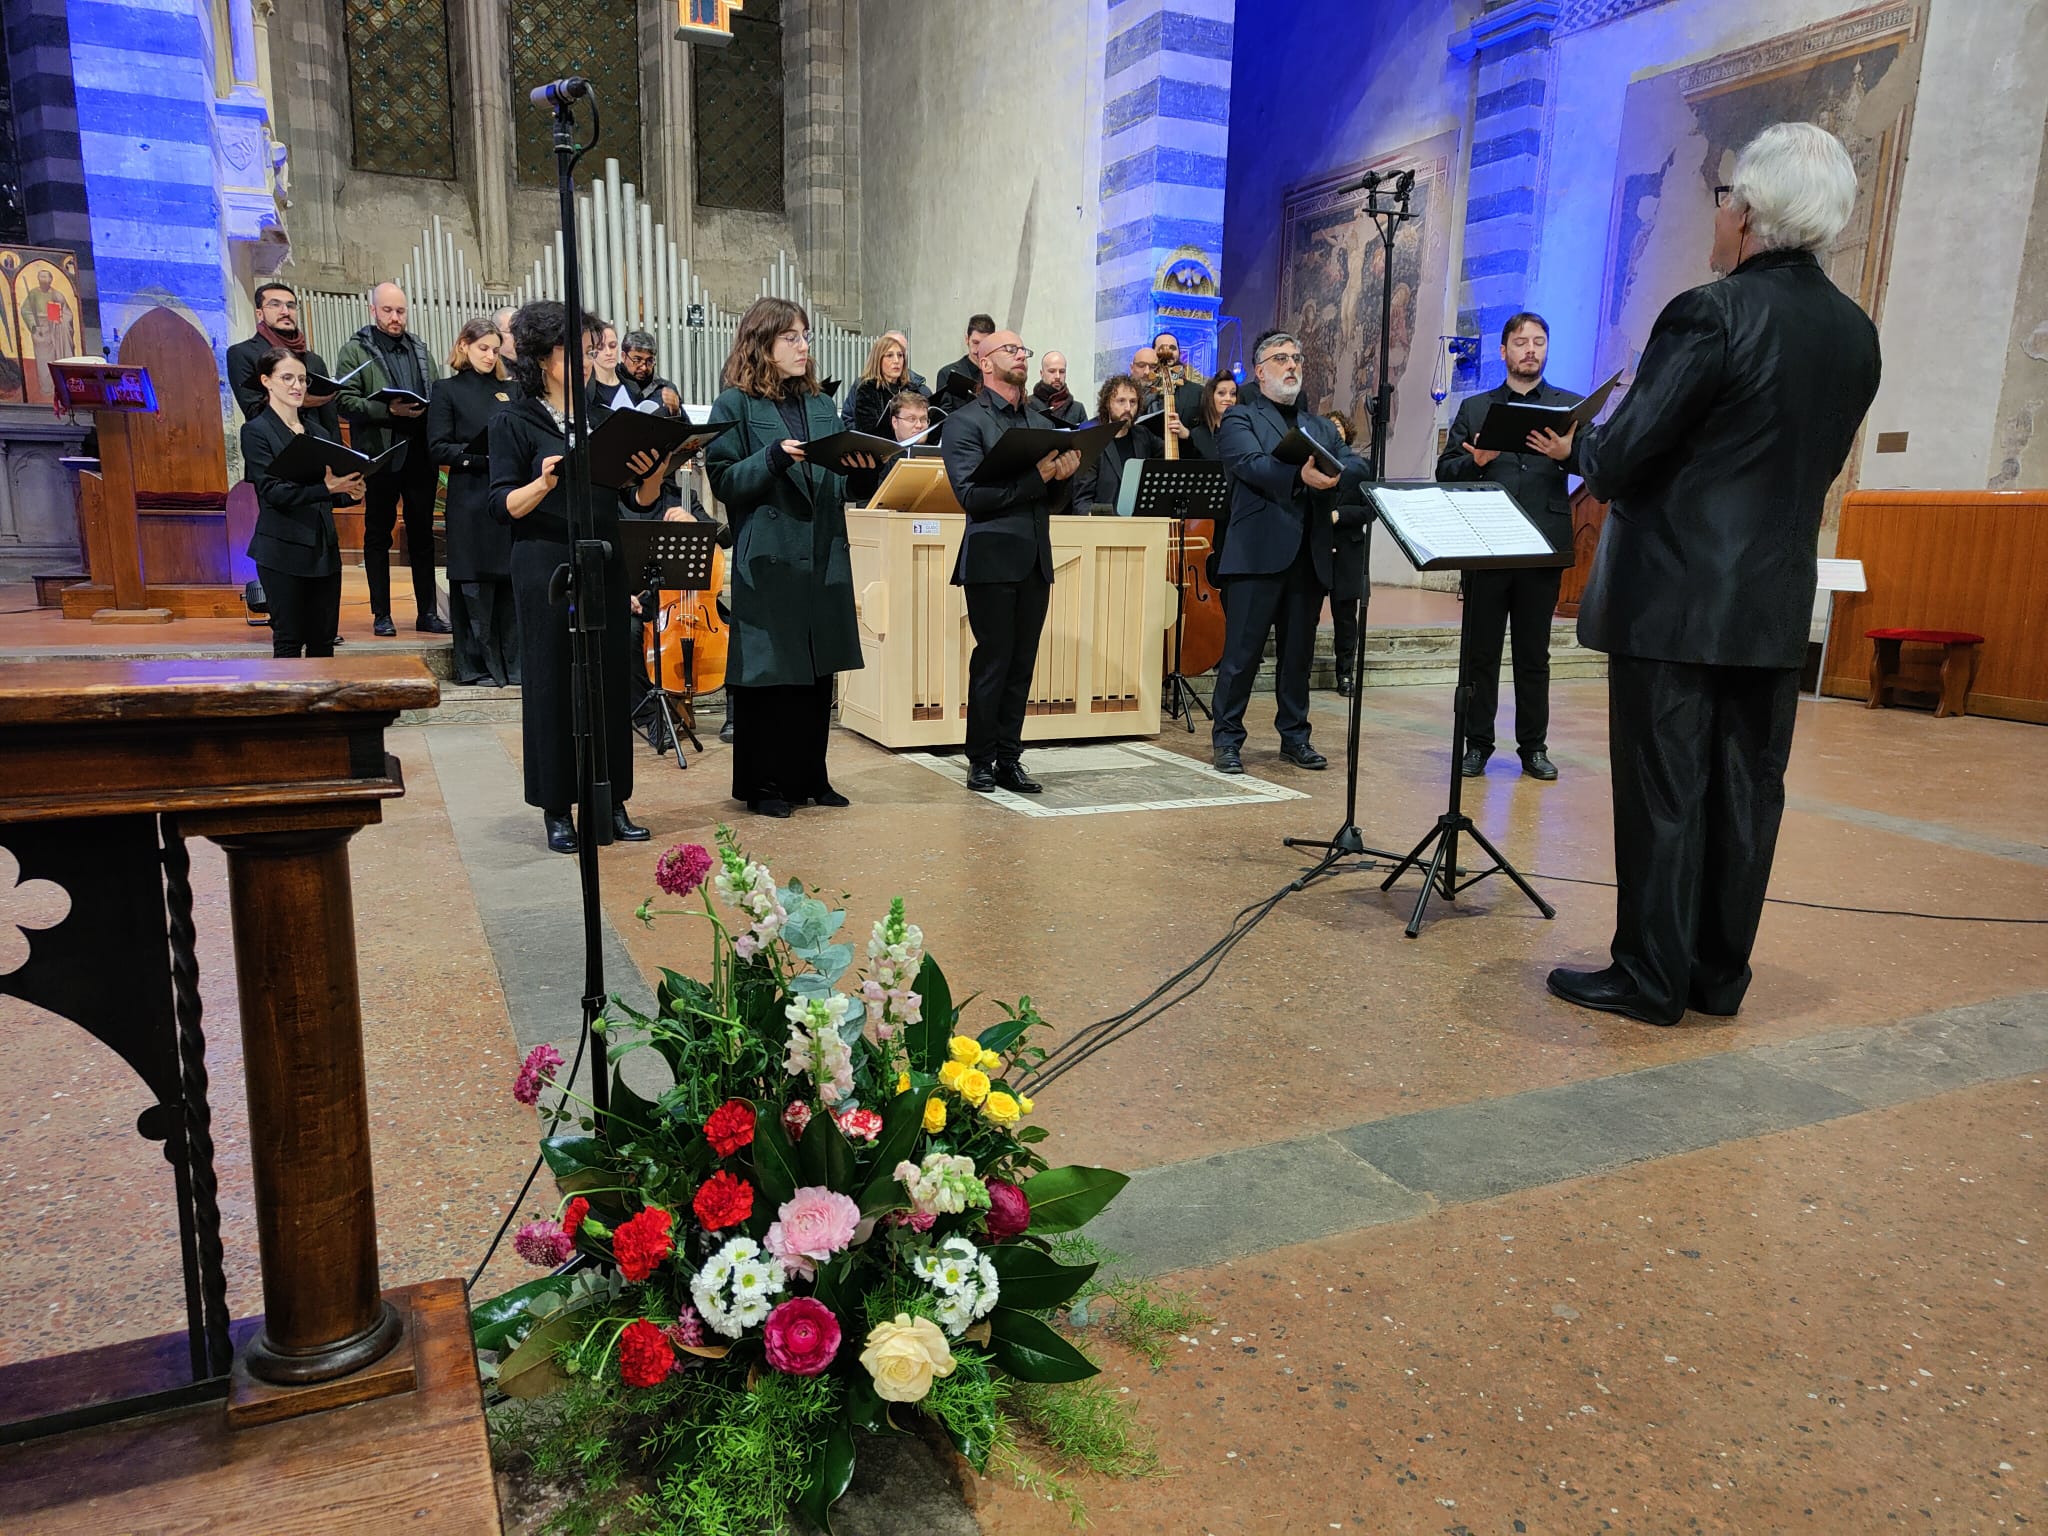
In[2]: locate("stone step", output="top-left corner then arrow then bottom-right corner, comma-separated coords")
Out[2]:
1242,621 -> 1606,691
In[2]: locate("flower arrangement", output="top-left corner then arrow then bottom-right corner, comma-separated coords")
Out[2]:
475,829 -> 1128,1534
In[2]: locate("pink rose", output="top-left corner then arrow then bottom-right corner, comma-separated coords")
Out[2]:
985,1179 -> 1031,1242
763,1297 -> 841,1376
765,1186 -> 862,1278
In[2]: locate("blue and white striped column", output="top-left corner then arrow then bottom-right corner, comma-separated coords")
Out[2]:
1094,0 -> 1235,390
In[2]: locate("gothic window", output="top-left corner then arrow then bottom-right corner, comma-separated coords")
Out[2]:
512,0 -> 642,188
343,0 -> 456,180
0,31 -> 27,242
693,0 -> 784,212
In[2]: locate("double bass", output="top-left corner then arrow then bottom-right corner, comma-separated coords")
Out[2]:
645,500 -> 730,724
1161,368 -> 1227,678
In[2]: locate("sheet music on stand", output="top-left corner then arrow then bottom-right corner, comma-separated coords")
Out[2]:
1367,483 -> 1571,571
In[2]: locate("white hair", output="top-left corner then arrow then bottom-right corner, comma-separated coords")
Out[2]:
1254,331 -> 1303,365
1730,122 -> 1858,254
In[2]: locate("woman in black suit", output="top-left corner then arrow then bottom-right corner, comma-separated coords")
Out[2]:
429,316 -> 522,685
490,301 -> 673,855
241,348 -> 363,659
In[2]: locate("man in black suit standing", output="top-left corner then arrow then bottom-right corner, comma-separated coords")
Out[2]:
1547,122 -> 1881,1028
931,313 -> 996,413
941,329 -> 1082,795
1436,312 -> 1579,781
1209,330 -> 1368,775
226,282 -> 339,436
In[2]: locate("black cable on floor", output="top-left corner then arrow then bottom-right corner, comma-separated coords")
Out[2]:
468,1022 -> 591,1290
1524,868 -> 2048,924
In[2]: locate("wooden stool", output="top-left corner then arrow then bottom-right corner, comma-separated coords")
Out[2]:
1866,627 -> 1983,718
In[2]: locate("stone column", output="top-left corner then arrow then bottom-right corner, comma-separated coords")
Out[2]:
271,0 -> 347,278
1449,0 -> 1560,390
228,0 -> 260,87
449,0 -> 514,283
639,0 -> 696,261
781,0 -> 859,319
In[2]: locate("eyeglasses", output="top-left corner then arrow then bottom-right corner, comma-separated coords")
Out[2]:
988,343 -> 1033,359
778,330 -> 813,346
1261,351 -> 1305,366
1713,184 -> 1734,208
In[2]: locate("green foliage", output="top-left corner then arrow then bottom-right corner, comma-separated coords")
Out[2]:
924,1347 -> 1008,1471
633,1372 -> 841,1536
1011,1379 -> 1161,1479
986,1307 -> 1099,1383
907,953 -> 953,1073
1096,1283 -> 1211,1369
1019,1166 -> 1130,1235
984,1243 -> 1097,1312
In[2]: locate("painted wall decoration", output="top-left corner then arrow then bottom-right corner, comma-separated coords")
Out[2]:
1990,112 -> 2048,490
1277,131 -> 1458,478
1,247 -> 85,407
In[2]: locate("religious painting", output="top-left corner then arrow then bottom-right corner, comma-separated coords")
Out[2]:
1277,130 -> 1458,479
1595,3 -> 1924,408
0,246 -> 84,407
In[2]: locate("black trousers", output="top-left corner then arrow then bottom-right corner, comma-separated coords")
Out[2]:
362,447 -> 439,621
729,677 -> 835,803
963,574 -> 1051,767
453,579 -> 518,686
1210,548 -> 1322,753
1605,654 -> 1801,1020
1460,565 -> 1563,753
510,536 -> 635,815
257,564 -> 340,659
1332,597 -> 1361,673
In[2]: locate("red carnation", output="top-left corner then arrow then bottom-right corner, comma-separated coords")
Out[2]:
561,1196 -> 590,1239
692,1170 -> 755,1232
782,1101 -> 814,1139
618,1318 -> 675,1388
612,1206 -> 676,1283
704,1100 -> 756,1158
833,1107 -> 883,1143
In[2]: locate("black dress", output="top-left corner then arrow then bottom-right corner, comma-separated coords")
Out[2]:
488,397 -> 641,815
430,369 -> 523,685
241,408 -> 345,659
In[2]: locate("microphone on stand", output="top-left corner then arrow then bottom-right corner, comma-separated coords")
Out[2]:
529,77 -> 592,108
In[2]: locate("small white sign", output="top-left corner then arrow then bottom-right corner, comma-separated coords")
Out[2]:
1816,557 -> 1867,593
910,519 -> 941,536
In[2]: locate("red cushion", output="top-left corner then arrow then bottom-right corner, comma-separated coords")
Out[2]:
1866,628 -> 1984,646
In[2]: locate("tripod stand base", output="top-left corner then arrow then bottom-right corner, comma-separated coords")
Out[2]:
1163,670 -> 1211,732
631,687 -> 703,770
1379,812 -> 1556,938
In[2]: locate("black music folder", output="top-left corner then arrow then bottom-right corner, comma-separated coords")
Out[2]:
799,429 -> 907,475
264,433 -> 406,484
1471,370 -> 1622,453
369,385 -> 430,408
1272,428 -> 1344,476
970,417 -> 1120,484
583,412 -> 736,488
303,360 -> 370,397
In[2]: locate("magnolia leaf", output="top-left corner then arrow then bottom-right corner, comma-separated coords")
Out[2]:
1019,1165 -> 1129,1235
494,1305 -> 589,1399
961,1319 -> 993,1347
908,955 -> 953,1073
845,1376 -> 902,1436
857,1087 -> 931,1216
540,1134 -> 612,1193
985,1307 -> 1099,1383
676,1342 -> 732,1360
752,1105 -> 802,1207
795,1411 -> 858,1534
1016,1125 -> 1050,1144
975,1014 -> 1032,1058
470,1273 -> 574,1352
985,1243 -> 1098,1312
606,1069 -> 659,1140
799,1103 -> 858,1192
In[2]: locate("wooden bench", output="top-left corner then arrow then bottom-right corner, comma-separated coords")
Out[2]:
1866,627 -> 1983,718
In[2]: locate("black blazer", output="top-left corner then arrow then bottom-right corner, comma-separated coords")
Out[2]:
241,408 -> 343,579
940,386 -> 1073,584
1435,378 -> 1581,546
489,397 -> 628,546
1214,390 -> 1365,587
1071,424 -> 1160,512
226,337 -> 340,437
1575,248 -> 1881,669
429,368 -> 522,582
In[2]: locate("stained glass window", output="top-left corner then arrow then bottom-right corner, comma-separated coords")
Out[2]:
693,0 -> 784,212
343,0 -> 456,180
512,0 -> 642,188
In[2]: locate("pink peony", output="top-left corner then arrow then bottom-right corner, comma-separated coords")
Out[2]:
763,1297 -> 841,1377
655,842 -> 714,896
764,1186 -> 862,1278
984,1179 -> 1031,1242
513,1043 -> 564,1106
782,1101 -> 814,1139
513,1220 -> 574,1267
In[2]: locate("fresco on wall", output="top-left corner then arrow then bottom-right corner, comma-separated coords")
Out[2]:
1990,111 -> 2048,491
1278,130 -> 1458,479
1596,2 -> 1924,496
0,247 -> 85,407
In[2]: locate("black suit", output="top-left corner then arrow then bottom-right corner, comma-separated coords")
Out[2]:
428,369 -> 523,685
1071,424 -> 1159,512
1573,247 -> 1881,1019
931,354 -> 982,413
226,337 -> 340,438
1210,390 -> 1364,752
240,408 -> 346,658
941,386 -> 1075,768
1437,378 -> 1581,753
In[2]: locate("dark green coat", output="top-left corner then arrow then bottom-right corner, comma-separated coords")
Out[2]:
704,386 -> 864,688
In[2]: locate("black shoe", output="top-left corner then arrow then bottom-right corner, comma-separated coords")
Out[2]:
1212,747 -> 1244,775
417,613 -> 452,635
994,761 -> 1042,794
1335,672 -> 1355,697
333,634 -> 347,646
966,763 -> 1000,793
749,797 -> 794,818
1280,741 -> 1328,770
814,788 -> 851,808
719,717 -> 735,744
612,807 -> 651,842
1520,749 -> 1559,781
544,813 -> 577,855
372,614 -> 397,638
1545,965 -> 1682,1027
1460,746 -> 1491,777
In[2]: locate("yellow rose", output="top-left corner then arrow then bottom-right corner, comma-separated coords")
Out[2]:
896,1071 -> 912,1095
860,1313 -> 956,1403
938,1060 -> 967,1090
957,1068 -> 991,1107
923,1096 -> 947,1133
976,1048 -> 1003,1073
948,1036 -> 982,1065
1019,1094 -> 1034,1115
983,1090 -> 1021,1124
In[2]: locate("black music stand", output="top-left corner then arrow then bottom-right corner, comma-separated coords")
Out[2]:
1367,482 -> 1570,936
618,519 -> 721,771
1119,457 -> 1230,730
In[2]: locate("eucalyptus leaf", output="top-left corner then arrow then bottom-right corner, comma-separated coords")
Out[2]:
812,943 -> 855,985
787,971 -> 835,1000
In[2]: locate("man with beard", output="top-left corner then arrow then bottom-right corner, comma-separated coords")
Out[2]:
940,329 -> 1081,795
931,313 -> 995,412
1209,330 -> 1366,774
227,281 -> 339,436
1032,350 -> 1084,425
618,329 -> 683,415
1070,373 -> 1157,511
1435,311 -> 1580,781
1147,329 -> 1204,422
1130,344 -> 1160,397
335,282 -> 447,636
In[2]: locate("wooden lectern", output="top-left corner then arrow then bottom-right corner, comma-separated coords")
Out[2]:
0,658 -> 502,1533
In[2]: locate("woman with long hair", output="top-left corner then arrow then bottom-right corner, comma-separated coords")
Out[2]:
491,300 -> 673,854
703,297 -> 867,817
589,320 -> 624,404
429,316 -> 522,686
1187,371 -> 1239,461
848,332 -> 922,438
241,348 -> 362,658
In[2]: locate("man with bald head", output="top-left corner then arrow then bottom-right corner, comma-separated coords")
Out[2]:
1130,345 -> 1159,396
941,328 -> 1082,794
1032,350 -> 1084,425
335,282 -> 446,635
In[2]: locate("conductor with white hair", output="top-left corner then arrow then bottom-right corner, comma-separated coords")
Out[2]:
1544,122 -> 1881,1028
